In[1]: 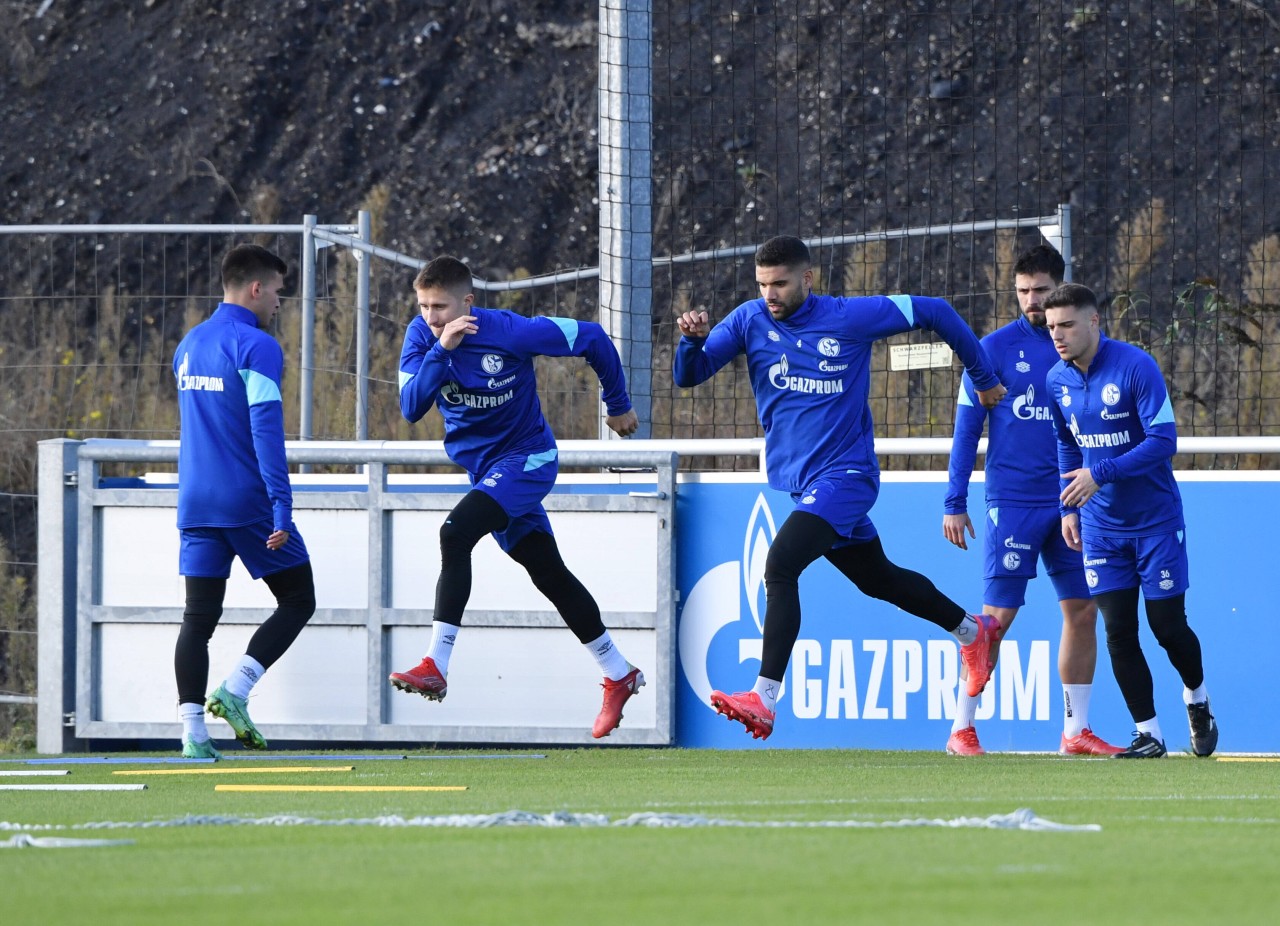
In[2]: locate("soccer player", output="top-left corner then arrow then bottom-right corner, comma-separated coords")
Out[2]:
1044,282 -> 1218,758
942,245 -> 1122,756
389,256 -> 645,738
673,235 -> 1006,740
173,244 -> 317,758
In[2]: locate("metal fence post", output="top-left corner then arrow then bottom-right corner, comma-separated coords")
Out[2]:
598,0 -> 653,438
356,210 -> 371,441
300,214 -> 318,441
36,439 -> 82,753
1058,204 -> 1073,282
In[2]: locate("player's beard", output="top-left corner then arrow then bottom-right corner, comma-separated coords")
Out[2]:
768,290 -> 807,321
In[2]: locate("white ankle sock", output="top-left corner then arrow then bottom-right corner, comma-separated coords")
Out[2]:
1183,683 -> 1208,705
427,622 -> 461,675
1136,717 -> 1164,743
584,631 -> 631,681
1062,684 -> 1092,738
752,677 -> 782,713
222,655 -> 265,700
953,691 -> 979,733
180,702 -> 209,740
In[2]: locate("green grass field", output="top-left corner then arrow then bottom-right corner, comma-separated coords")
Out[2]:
2,747 -> 1276,925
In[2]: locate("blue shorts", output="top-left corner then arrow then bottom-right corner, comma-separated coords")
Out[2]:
1081,529 -> 1190,599
179,518 -> 310,580
792,471 -> 880,546
983,505 -> 1090,608
471,453 -> 557,553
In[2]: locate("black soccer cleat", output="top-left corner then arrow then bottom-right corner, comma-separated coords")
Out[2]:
1112,731 -> 1168,759
1187,700 -> 1218,757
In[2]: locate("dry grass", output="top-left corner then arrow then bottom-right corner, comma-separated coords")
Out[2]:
986,227 -> 1018,336
1243,233 -> 1280,307
1109,198 -> 1168,326
843,238 -> 887,296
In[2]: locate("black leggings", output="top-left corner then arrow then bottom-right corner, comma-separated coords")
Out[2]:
1094,588 -> 1204,724
435,489 -> 606,644
758,511 -> 967,681
175,561 -> 316,704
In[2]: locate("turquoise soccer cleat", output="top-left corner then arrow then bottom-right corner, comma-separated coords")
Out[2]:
181,735 -> 223,759
205,683 -> 268,750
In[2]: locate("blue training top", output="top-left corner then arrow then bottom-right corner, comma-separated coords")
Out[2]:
673,292 -> 1000,493
1047,334 -> 1183,536
946,316 -> 1060,512
173,302 -> 294,532
397,307 -> 633,476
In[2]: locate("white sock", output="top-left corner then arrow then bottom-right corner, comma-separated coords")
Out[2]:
222,655 -> 265,700
427,622 -> 461,675
584,631 -> 631,681
952,691 -> 979,733
1136,717 -> 1164,743
753,677 -> 782,713
180,702 -> 209,741
952,613 -> 980,646
1183,683 -> 1208,705
1062,684 -> 1092,738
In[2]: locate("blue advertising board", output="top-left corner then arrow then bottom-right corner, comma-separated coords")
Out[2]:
674,476 -> 1277,752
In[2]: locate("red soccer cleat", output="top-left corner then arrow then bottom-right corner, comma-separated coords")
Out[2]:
389,656 -> 448,701
592,666 -> 645,738
710,690 -> 776,740
959,614 -> 1003,697
1059,728 -> 1124,756
946,726 -> 986,756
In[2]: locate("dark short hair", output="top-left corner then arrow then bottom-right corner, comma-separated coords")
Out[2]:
1043,282 -> 1098,312
1013,244 -> 1066,284
413,256 -> 473,292
221,244 -> 287,290
755,235 -> 811,268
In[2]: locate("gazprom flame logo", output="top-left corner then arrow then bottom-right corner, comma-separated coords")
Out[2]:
741,494 -> 775,635
768,354 -> 790,389
678,493 -> 776,706
1011,384 -> 1051,421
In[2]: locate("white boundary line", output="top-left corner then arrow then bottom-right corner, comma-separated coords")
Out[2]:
0,808 -> 1096,831
0,784 -> 146,791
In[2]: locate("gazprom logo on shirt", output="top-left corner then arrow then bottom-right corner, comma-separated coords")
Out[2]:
768,353 -> 845,395
1068,413 -> 1131,449
1011,384 -> 1052,421
176,353 -> 224,392
441,381 -> 514,409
